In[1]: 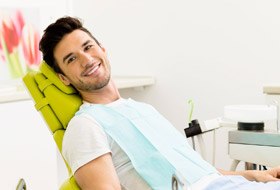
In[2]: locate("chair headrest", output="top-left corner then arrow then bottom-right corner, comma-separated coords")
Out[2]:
23,61 -> 82,132
39,61 -> 77,94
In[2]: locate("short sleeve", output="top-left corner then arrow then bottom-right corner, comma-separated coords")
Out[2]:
62,113 -> 111,174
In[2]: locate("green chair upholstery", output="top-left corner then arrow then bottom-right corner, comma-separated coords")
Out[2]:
23,61 -> 82,190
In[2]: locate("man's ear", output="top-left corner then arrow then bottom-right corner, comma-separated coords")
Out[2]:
99,43 -> 108,55
57,73 -> 71,86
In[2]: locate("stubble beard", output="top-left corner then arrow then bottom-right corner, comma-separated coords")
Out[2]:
75,71 -> 111,91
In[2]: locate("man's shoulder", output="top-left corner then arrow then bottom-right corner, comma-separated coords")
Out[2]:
66,111 -> 101,134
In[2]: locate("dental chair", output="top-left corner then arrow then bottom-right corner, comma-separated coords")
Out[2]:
23,61 -> 81,190
23,61 -> 185,190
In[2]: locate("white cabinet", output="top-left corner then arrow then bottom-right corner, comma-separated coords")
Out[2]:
0,100 -> 59,190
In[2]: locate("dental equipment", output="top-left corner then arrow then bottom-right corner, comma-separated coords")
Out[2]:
224,104 -> 279,171
224,105 -> 277,131
184,100 -> 221,163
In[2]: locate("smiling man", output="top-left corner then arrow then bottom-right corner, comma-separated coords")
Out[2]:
39,17 -> 280,190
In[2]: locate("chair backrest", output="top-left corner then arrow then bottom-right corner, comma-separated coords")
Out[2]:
23,61 -> 82,175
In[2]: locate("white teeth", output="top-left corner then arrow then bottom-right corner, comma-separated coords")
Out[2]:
86,65 -> 99,76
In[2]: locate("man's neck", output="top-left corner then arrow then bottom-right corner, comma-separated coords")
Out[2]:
80,79 -> 121,105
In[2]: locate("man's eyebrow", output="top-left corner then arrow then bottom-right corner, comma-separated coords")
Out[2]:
63,53 -> 73,64
82,40 -> 91,47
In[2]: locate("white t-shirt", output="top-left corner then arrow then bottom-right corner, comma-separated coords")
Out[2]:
62,98 -> 221,190
62,98 -> 152,190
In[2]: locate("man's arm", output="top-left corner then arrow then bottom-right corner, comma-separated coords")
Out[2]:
74,153 -> 121,190
217,167 -> 280,183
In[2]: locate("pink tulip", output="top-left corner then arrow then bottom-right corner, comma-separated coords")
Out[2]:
21,24 -> 41,67
0,38 -> 6,62
0,14 -> 20,54
14,10 -> 25,39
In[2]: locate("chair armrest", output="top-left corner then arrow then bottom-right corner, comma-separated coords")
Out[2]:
59,175 -> 80,190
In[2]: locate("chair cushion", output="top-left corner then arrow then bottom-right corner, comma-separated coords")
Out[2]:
23,61 -> 82,131
54,130 -> 72,175
23,71 -> 62,133
39,61 -> 77,94
59,174 -> 80,190
34,71 -> 82,129
23,61 -> 82,190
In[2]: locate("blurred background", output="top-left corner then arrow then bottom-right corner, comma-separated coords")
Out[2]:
1,0 -> 280,189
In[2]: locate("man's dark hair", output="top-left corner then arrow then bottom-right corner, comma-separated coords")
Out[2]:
39,16 -> 100,74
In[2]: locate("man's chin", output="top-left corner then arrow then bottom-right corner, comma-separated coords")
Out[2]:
95,75 -> 111,90
85,75 -> 111,91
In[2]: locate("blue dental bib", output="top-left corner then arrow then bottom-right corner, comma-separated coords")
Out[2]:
76,99 -> 218,189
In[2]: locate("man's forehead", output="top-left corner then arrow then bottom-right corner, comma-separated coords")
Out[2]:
63,30 -> 93,45
54,30 -> 94,60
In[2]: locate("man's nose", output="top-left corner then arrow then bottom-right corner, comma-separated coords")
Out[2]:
80,52 -> 93,67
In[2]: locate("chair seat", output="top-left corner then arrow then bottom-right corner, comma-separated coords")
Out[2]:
60,175 -> 80,190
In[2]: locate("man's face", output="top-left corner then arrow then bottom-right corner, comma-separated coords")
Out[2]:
54,29 -> 111,92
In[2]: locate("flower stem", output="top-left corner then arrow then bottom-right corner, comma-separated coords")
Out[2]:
9,51 -> 24,78
1,35 -> 24,79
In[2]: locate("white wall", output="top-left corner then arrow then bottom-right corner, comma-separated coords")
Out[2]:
72,0 -> 280,170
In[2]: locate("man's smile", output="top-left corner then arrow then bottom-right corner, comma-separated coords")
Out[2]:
83,63 -> 101,77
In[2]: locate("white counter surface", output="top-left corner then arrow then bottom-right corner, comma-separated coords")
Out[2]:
0,76 -> 155,103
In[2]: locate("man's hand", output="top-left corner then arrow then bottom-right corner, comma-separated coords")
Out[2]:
217,167 -> 280,183
252,167 -> 280,182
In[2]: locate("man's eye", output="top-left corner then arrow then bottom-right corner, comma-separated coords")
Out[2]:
68,57 -> 76,64
85,45 -> 92,51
